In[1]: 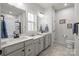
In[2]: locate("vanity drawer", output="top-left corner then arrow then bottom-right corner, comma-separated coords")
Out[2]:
25,39 -> 33,46
25,44 -> 34,56
4,42 -> 24,55
7,48 -> 25,56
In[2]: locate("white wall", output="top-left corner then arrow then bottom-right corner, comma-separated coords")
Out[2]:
74,4 -> 79,23
55,7 -> 74,45
74,3 -> 79,56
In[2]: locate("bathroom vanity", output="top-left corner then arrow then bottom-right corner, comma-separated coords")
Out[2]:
0,33 -> 52,56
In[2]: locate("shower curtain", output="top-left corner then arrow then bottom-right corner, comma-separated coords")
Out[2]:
1,15 -> 8,38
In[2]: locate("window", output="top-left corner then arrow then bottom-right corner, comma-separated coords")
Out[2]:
28,12 -> 37,31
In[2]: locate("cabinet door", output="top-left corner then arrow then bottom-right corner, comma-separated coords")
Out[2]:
7,48 -> 25,56
45,35 -> 49,49
48,34 -> 51,46
25,39 -> 33,46
39,38 -> 44,53
4,42 -> 24,55
47,35 -> 50,47
33,39 -> 39,55
25,44 -> 34,56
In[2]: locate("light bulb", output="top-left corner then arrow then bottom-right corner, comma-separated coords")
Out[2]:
64,3 -> 67,6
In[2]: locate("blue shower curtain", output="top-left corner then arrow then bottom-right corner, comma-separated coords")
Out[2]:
1,18 -> 8,38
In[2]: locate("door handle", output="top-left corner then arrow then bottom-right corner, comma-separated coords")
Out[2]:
63,34 -> 68,38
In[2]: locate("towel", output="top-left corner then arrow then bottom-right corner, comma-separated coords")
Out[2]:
1,15 -> 8,38
73,23 -> 79,35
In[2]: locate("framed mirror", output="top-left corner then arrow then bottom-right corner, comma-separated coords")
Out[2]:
0,3 -> 25,38
59,19 -> 66,24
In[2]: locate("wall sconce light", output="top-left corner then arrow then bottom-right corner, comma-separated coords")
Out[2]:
38,12 -> 44,18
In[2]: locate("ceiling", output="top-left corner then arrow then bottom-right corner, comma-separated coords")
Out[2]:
0,3 -> 74,16
0,3 -> 25,16
37,3 -> 74,10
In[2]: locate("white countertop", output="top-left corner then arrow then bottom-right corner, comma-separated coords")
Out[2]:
32,32 -> 50,39
1,32 -> 50,49
1,36 -> 33,49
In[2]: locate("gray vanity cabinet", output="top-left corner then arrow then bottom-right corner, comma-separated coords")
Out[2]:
48,34 -> 51,46
45,35 -> 49,49
33,39 -> 39,55
44,34 -> 51,49
1,33 -> 51,56
4,42 -> 24,56
39,37 -> 44,53
24,39 -> 34,56
25,44 -> 34,56
7,48 -> 25,56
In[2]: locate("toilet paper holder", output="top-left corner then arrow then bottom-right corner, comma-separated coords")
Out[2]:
64,34 -> 68,38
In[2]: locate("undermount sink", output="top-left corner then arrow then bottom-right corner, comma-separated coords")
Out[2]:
1,41 -> 7,45
30,35 -> 36,37
1,38 -> 17,46
20,36 -> 29,39
1,39 -> 8,45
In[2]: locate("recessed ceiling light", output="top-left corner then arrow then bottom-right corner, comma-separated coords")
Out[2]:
64,3 -> 67,6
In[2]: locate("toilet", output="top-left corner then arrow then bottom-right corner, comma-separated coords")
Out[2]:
66,40 -> 74,49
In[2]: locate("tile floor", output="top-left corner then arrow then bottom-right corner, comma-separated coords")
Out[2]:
39,43 -> 74,56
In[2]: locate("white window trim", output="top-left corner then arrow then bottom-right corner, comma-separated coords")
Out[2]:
27,12 -> 37,32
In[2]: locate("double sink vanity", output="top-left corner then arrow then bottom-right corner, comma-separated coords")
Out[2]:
0,32 -> 52,56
